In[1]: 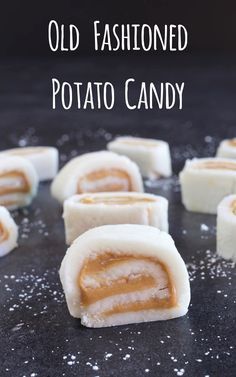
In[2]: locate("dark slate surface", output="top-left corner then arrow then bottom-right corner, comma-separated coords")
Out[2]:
0,55 -> 235,377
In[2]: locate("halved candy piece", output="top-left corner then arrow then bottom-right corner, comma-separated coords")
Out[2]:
60,224 -> 190,328
179,157 -> 236,214
216,138 -> 236,159
107,136 -> 172,179
0,146 -> 59,181
51,151 -> 143,203
0,206 -> 18,257
217,195 -> 236,262
0,156 -> 38,210
63,192 -> 169,244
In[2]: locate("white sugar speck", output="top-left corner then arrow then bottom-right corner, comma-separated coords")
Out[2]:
123,354 -> 130,360
201,224 -> 209,232
105,353 -> 112,360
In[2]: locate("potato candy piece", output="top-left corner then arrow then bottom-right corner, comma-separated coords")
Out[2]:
216,139 -> 236,159
51,151 -> 143,203
108,136 -> 172,179
217,195 -> 236,262
0,146 -> 58,181
63,192 -> 169,244
180,157 -> 236,214
60,224 -> 190,328
0,156 -> 38,210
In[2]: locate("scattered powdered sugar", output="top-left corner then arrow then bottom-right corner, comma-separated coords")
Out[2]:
104,353 -> 113,360
8,127 -> 40,148
201,224 -> 209,232
187,249 -> 235,283
199,223 -> 216,240
0,129 -> 235,376
174,368 -> 185,376
123,354 -> 130,360
145,175 -> 180,193
55,127 -> 113,165
20,216 -> 48,240
172,135 -> 220,166
172,143 -> 199,162
1,267 -> 64,315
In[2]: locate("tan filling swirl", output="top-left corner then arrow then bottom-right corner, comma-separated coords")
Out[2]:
80,195 -> 155,205
197,161 -> 236,171
0,171 -> 30,196
0,222 -> 9,243
77,169 -> 132,194
79,252 -> 176,316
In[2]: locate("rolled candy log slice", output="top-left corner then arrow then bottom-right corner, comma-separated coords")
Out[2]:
107,136 -> 172,179
60,224 -> 190,328
0,146 -> 59,181
51,151 -> 143,203
0,206 -> 18,257
0,156 -> 38,210
216,138 -> 236,159
179,157 -> 236,214
217,195 -> 236,262
63,192 -> 169,244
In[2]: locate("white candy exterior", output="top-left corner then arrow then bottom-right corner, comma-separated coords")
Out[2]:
63,192 -> 169,244
216,139 -> 236,159
180,158 -> 236,214
60,224 -> 191,328
0,156 -> 39,210
107,136 -> 172,179
217,195 -> 236,262
51,151 -> 144,203
0,206 -> 18,257
0,146 -> 59,181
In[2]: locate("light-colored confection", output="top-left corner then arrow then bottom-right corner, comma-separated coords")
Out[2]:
0,156 -> 38,210
107,136 -> 172,179
63,192 -> 169,244
60,224 -> 190,328
0,146 -> 59,181
0,206 -> 18,257
179,157 -> 236,214
217,195 -> 236,262
216,138 -> 236,159
51,151 -> 143,203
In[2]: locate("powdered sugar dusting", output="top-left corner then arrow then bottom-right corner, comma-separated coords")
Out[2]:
0,129 -> 235,376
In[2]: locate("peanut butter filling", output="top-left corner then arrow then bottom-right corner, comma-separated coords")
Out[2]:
80,195 -> 155,205
231,200 -> 236,215
0,171 -> 30,196
228,139 -> 236,147
79,252 -> 176,313
0,222 -> 9,243
118,138 -> 159,148
77,169 -> 132,194
197,161 -> 236,171
6,147 -> 46,156
104,296 -> 174,316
